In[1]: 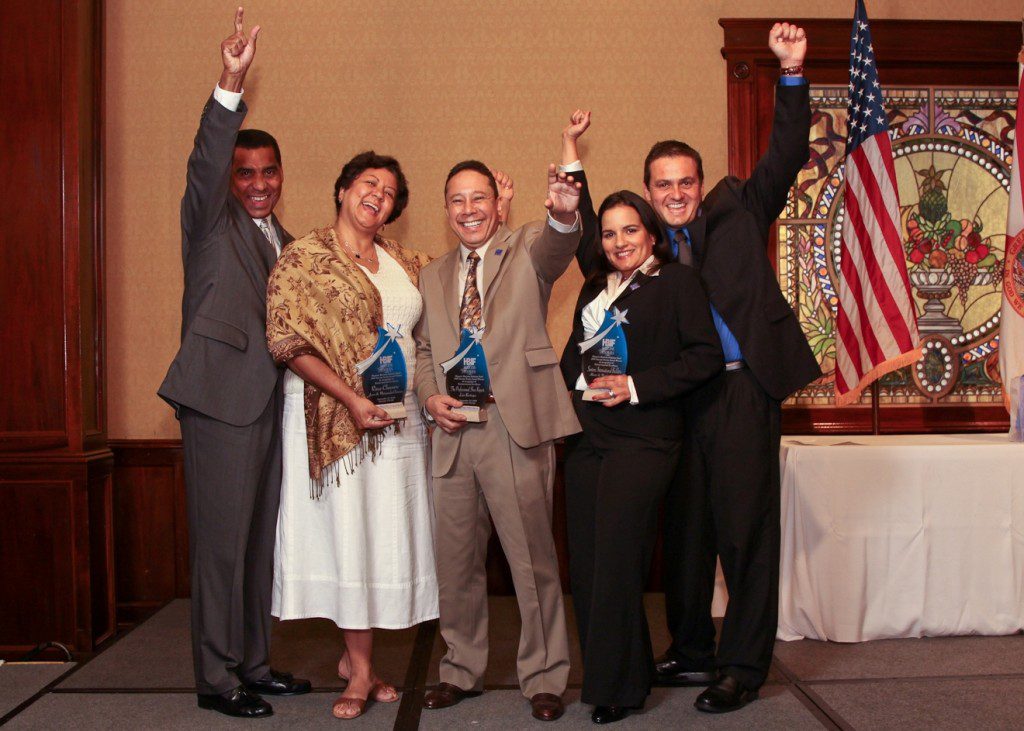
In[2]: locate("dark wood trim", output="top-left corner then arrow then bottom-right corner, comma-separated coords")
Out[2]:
0,0 -> 111,655
107,438 -> 662,612
721,19 -> 1017,434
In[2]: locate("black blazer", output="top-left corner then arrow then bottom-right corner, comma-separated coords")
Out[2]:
560,263 -> 723,439
574,83 -> 821,402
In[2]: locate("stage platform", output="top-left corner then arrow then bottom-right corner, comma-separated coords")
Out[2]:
1,596 -> 1022,729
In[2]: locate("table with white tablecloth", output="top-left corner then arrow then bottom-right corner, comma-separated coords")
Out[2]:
777,433 -> 1024,642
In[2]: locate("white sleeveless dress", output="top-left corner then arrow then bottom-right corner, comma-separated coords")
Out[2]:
272,248 -> 438,629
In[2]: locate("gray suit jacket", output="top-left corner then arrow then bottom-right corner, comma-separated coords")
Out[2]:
159,96 -> 292,426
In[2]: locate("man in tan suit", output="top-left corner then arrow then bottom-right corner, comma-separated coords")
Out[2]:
415,160 -> 581,721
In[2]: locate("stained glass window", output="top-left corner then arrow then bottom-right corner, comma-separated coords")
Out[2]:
780,87 -> 1015,405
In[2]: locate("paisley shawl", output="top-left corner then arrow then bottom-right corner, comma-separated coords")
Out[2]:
266,226 -> 430,495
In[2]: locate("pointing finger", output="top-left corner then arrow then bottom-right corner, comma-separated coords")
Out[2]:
234,6 -> 244,34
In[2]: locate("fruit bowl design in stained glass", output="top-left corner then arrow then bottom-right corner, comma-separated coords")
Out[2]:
779,87 -> 1014,406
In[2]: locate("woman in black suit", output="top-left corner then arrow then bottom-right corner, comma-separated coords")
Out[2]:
560,191 -> 722,724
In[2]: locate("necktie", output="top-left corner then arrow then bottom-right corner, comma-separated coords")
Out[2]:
673,229 -> 693,267
460,251 -> 483,331
257,218 -> 273,242
258,218 -> 280,256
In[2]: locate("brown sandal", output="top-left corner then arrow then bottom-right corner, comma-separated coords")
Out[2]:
331,682 -> 399,719
337,663 -> 397,703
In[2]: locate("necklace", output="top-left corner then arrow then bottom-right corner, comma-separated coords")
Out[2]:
338,234 -> 379,267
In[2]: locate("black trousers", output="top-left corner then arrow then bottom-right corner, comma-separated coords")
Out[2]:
565,416 -> 681,707
662,368 -> 781,689
178,381 -> 283,695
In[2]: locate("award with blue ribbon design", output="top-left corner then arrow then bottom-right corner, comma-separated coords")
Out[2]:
579,307 -> 629,401
355,323 -> 408,419
441,326 -> 491,422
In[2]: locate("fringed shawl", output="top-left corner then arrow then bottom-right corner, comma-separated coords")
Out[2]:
266,226 -> 429,495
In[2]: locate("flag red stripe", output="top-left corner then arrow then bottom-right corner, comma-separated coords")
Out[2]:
847,152 -> 916,352
838,239 -> 887,366
872,133 -> 912,293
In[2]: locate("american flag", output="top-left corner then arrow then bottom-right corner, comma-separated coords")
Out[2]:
834,0 -> 920,406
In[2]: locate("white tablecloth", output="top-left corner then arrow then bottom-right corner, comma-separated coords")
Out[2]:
777,433 -> 1024,642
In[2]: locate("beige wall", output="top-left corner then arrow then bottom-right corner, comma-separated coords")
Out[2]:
106,0 -> 1024,438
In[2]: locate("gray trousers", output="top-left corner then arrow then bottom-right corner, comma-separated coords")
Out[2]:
179,382 -> 283,695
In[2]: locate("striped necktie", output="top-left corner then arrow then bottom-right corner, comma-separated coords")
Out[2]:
459,251 -> 482,331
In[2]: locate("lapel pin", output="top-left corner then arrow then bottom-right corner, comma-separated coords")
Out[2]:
494,249 -> 503,256
630,282 -> 640,291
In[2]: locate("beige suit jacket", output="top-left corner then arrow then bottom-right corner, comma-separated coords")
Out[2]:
414,220 -> 582,477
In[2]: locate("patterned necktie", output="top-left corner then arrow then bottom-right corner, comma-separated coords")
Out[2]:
674,229 -> 694,267
460,251 -> 483,331
258,218 -> 279,256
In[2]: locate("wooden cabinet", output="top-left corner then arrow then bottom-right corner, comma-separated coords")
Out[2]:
0,0 -> 112,656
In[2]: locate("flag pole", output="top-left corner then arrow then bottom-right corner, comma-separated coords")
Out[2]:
871,381 -> 880,434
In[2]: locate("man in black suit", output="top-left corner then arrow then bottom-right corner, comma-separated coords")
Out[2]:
561,22 -> 821,714
158,8 -> 309,718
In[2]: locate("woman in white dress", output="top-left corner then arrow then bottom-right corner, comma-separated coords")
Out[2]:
266,151 -> 436,720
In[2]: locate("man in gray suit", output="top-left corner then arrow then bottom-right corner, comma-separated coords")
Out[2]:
158,8 -> 309,718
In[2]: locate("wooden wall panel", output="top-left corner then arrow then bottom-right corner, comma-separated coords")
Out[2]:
0,481 -> 76,648
0,0 -> 67,445
110,440 -> 665,607
0,453 -> 114,657
110,441 -> 188,622
0,0 -> 111,658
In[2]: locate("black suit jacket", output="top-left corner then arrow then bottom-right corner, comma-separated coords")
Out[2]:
560,263 -> 723,439
575,83 -> 821,401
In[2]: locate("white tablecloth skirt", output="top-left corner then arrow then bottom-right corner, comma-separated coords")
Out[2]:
778,434 -> 1024,642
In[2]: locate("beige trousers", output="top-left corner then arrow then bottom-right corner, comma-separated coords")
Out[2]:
433,406 -> 570,698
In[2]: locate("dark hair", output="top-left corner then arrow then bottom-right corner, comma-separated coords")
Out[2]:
591,190 -> 673,280
643,139 -> 703,186
235,129 -> 281,166
333,150 -> 409,224
444,160 -> 498,198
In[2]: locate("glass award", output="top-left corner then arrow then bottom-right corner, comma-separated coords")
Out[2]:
355,323 -> 408,420
579,307 -> 629,402
440,326 -> 491,422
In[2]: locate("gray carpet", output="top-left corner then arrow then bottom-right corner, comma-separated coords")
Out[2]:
424,594 -> 785,687
5,691 -> 399,729
0,663 -> 75,718
417,686 -> 820,730
809,676 -> 1024,730
58,599 -> 419,690
6,595 -> 1022,729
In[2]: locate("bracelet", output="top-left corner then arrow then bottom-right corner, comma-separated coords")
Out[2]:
781,64 -> 804,76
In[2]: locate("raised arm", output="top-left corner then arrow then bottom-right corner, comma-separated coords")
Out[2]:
181,7 -> 261,243
739,22 -> 811,231
528,165 -> 583,283
560,110 -> 601,275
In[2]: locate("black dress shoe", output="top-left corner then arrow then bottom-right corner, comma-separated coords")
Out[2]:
653,657 -> 716,686
245,668 -> 312,696
694,674 -> 758,714
591,705 -> 630,724
197,686 -> 273,717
